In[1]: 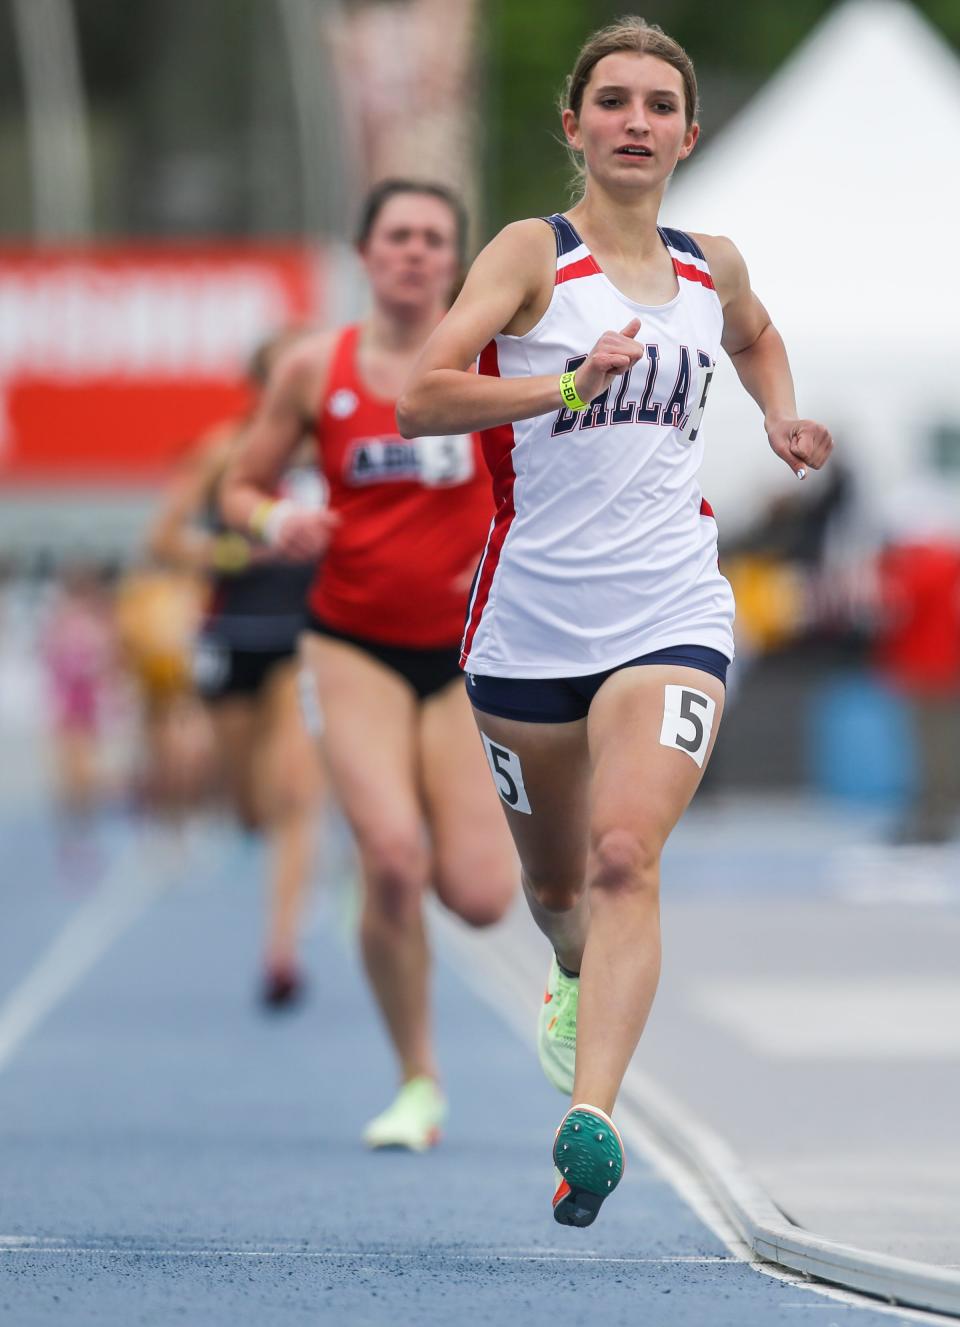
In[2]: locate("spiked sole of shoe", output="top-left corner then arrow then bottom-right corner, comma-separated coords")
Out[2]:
552,1106 -> 624,1228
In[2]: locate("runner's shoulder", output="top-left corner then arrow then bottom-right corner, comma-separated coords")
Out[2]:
485,217 -> 556,264
473,218 -> 556,303
269,328 -> 340,410
687,233 -> 747,300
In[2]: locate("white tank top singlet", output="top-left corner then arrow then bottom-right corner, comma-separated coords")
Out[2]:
460,213 -> 736,678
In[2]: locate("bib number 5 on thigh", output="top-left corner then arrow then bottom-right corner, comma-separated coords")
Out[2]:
480,733 -> 532,815
659,685 -> 716,769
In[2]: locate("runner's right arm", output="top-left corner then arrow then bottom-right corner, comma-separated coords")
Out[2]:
220,334 -> 340,562
397,220 -> 644,437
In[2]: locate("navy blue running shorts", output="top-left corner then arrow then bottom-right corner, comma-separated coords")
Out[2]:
465,644 -> 729,724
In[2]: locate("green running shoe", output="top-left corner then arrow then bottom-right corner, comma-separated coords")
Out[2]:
362,1075 -> 446,1152
537,954 -> 578,1094
552,1103 -> 625,1227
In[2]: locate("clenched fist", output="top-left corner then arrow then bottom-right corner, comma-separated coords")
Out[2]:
571,319 -> 645,404
263,502 -> 342,561
766,417 -> 833,479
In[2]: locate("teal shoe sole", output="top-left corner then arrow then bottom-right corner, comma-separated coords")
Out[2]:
552,1107 -> 625,1228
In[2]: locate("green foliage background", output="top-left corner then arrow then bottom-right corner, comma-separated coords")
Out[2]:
2,0 -> 957,239
483,0 -> 960,231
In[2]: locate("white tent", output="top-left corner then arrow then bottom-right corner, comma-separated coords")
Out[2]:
661,0 -> 960,534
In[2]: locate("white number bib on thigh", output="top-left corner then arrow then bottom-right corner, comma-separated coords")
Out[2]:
193,636 -> 229,691
416,434 -> 474,486
659,685 -> 715,768
296,662 -> 324,738
480,733 -> 532,814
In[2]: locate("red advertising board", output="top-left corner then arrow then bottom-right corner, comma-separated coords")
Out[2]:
0,246 -> 324,486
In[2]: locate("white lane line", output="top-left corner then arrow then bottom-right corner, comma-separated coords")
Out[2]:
779,1305 -> 873,1310
434,908 -> 958,1326
0,830 -> 191,1075
0,1236 -> 738,1257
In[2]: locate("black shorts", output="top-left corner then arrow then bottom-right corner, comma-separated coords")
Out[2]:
465,644 -> 729,724
194,636 -> 295,702
305,615 -> 462,702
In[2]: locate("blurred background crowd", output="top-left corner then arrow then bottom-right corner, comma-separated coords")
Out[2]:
1,0 -> 959,852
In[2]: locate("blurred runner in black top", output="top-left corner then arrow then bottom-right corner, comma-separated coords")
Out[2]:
148,329 -> 326,1008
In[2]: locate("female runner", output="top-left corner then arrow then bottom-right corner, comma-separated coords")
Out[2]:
221,180 -> 517,1149
397,19 -> 833,1225
148,329 -> 325,1007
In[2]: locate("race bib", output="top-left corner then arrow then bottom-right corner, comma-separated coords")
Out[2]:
659,685 -> 716,769
193,636 -> 229,692
415,434 -> 474,486
480,733 -> 532,815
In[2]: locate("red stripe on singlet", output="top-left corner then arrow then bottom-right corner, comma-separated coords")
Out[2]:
673,258 -> 716,290
555,255 -> 603,285
700,497 -> 715,518
460,341 -> 517,667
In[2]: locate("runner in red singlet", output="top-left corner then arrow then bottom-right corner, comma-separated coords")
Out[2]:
221,180 -> 517,1150
308,322 -> 491,648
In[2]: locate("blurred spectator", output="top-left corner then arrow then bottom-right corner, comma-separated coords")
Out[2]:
40,562 -> 116,816
722,461 -> 865,670
114,566 -> 216,817
874,475 -> 960,843
707,462 -> 884,798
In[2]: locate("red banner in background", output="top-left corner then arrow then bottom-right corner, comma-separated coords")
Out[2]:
0,246 -> 323,485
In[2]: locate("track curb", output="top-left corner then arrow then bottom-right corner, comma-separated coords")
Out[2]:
617,1066 -> 960,1318
436,906 -> 960,1319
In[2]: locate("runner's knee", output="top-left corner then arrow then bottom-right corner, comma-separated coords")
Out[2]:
435,867 -> 514,929
522,865 -> 585,912
362,828 -> 427,920
589,826 -> 659,898
451,895 -> 507,929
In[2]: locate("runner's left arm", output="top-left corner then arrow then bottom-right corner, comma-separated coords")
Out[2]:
147,427 -> 253,574
701,234 -> 833,478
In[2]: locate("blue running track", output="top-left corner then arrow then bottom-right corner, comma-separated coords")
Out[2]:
0,809 -> 925,1326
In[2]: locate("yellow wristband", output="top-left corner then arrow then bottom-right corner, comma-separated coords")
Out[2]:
248,498 -> 277,540
210,533 -> 252,574
559,370 -> 589,412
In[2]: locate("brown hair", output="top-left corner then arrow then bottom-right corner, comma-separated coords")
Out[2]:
356,178 -> 469,269
564,18 -> 698,126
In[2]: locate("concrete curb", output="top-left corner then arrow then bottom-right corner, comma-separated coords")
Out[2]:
435,905 -> 960,1319
617,1066 -> 960,1318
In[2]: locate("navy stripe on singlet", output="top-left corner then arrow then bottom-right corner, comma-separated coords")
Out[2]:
658,226 -> 705,261
548,215 -> 704,265
543,213 -> 583,258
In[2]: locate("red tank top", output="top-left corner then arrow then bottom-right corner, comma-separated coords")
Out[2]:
308,324 -> 493,648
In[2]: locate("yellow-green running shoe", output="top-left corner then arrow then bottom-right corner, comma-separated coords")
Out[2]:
362,1075 -> 446,1152
552,1103 -> 625,1227
537,954 -> 578,1094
